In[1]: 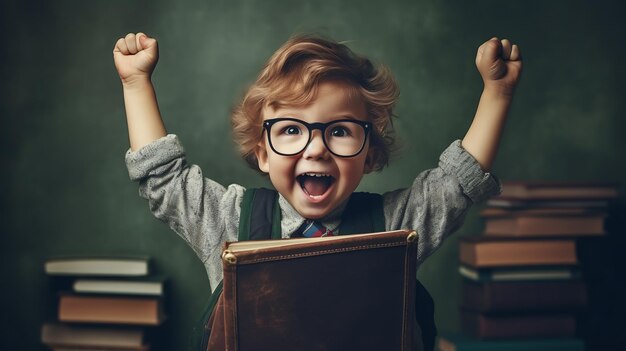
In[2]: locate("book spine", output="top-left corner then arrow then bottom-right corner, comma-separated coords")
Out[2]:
484,216 -> 605,236
402,232 -> 418,351
462,311 -> 577,339
438,335 -> 586,351
460,239 -> 578,267
222,250 -> 239,350
462,280 -> 587,312
58,295 -> 161,325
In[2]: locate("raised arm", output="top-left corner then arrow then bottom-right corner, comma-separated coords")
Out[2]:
461,37 -> 522,172
113,32 -> 167,151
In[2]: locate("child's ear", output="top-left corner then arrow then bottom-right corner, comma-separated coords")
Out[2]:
254,142 -> 270,173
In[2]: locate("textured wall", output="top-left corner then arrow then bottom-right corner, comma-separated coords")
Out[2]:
1,0 -> 625,349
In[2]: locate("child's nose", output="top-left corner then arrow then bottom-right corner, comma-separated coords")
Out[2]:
303,131 -> 330,160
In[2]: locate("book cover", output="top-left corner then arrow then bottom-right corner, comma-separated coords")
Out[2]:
41,322 -> 147,349
58,294 -> 165,325
72,276 -> 166,296
458,236 -> 578,268
486,198 -> 611,209
497,180 -> 619,200
461,310 -> 577,339
462,280 -> 587,313
481,207 -> 606,237
44,256 -> 150,277
437,333 -> 585,351
458,265 -> 581,282
219,230 -> 419,351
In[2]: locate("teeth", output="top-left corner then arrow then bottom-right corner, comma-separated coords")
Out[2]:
302,173 -> 332,177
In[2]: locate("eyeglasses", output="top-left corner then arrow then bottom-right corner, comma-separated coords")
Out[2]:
263,117 -> 371,157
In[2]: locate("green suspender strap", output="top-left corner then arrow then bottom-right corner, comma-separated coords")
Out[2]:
238,188 -> 282,241
338,191 -> 385,234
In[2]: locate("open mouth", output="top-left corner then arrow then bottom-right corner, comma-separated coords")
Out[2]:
297,173 -> 335,198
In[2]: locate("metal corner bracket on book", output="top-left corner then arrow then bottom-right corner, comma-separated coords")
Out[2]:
406,231 -> 417,243
222,250 -> 237,265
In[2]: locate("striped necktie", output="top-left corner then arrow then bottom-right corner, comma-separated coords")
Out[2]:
301,220 -> 334,237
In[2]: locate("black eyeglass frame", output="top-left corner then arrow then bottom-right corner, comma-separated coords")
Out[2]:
262,117 -> 372,158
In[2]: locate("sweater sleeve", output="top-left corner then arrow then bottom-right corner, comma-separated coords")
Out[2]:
124,134 -> 243,265
382,140 -> 500,264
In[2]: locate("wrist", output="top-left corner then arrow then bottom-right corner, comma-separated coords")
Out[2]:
482,82 -> 516,100
121,75 -> 153,91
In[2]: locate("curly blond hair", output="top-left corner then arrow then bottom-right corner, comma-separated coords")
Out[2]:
231,33 -> 399,172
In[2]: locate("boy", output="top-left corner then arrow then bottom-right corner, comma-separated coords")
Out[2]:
114,32 -> 520,301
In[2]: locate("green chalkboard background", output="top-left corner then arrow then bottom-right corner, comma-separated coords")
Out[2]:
1,0 -> 625,350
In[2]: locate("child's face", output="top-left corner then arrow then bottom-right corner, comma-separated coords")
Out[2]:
255,80 -> 371,219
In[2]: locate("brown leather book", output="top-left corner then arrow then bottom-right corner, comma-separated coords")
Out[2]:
462,280 -> 587,313
481,207 -> 607,237
496,181 -> 619,200
461,310 -> 577,339
58,294 -> 165,325
41,322 -> 149,350
458,236 -> 578,268
218,230 -> 419,351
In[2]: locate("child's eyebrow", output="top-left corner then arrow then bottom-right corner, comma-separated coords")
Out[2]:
327,114 -> 368,121
277,114 -> 363,121
335,114 -> 360,120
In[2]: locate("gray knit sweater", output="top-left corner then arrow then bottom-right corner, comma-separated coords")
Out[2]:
125,135 -> 500,292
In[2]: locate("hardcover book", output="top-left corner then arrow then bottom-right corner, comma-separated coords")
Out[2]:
480,207 -> 606,237
215,229 -> 419,351
458,236 -> 578,268
462,280 -> 587,313
58,294 -> 165,325
44,256 -> 150,277
437,333 -> 585,351
497,180 -> 618,200
458,265 -> 582,282
41,322 -> 148,349
486,198 -> 610,209
72,276 -> 165,296
461,310 -> 577,339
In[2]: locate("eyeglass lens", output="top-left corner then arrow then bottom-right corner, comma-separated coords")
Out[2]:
268,119 -> 367,156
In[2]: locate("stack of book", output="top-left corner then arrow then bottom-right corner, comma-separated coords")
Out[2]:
41,256 -> 167,351
439,181 -> 619,351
